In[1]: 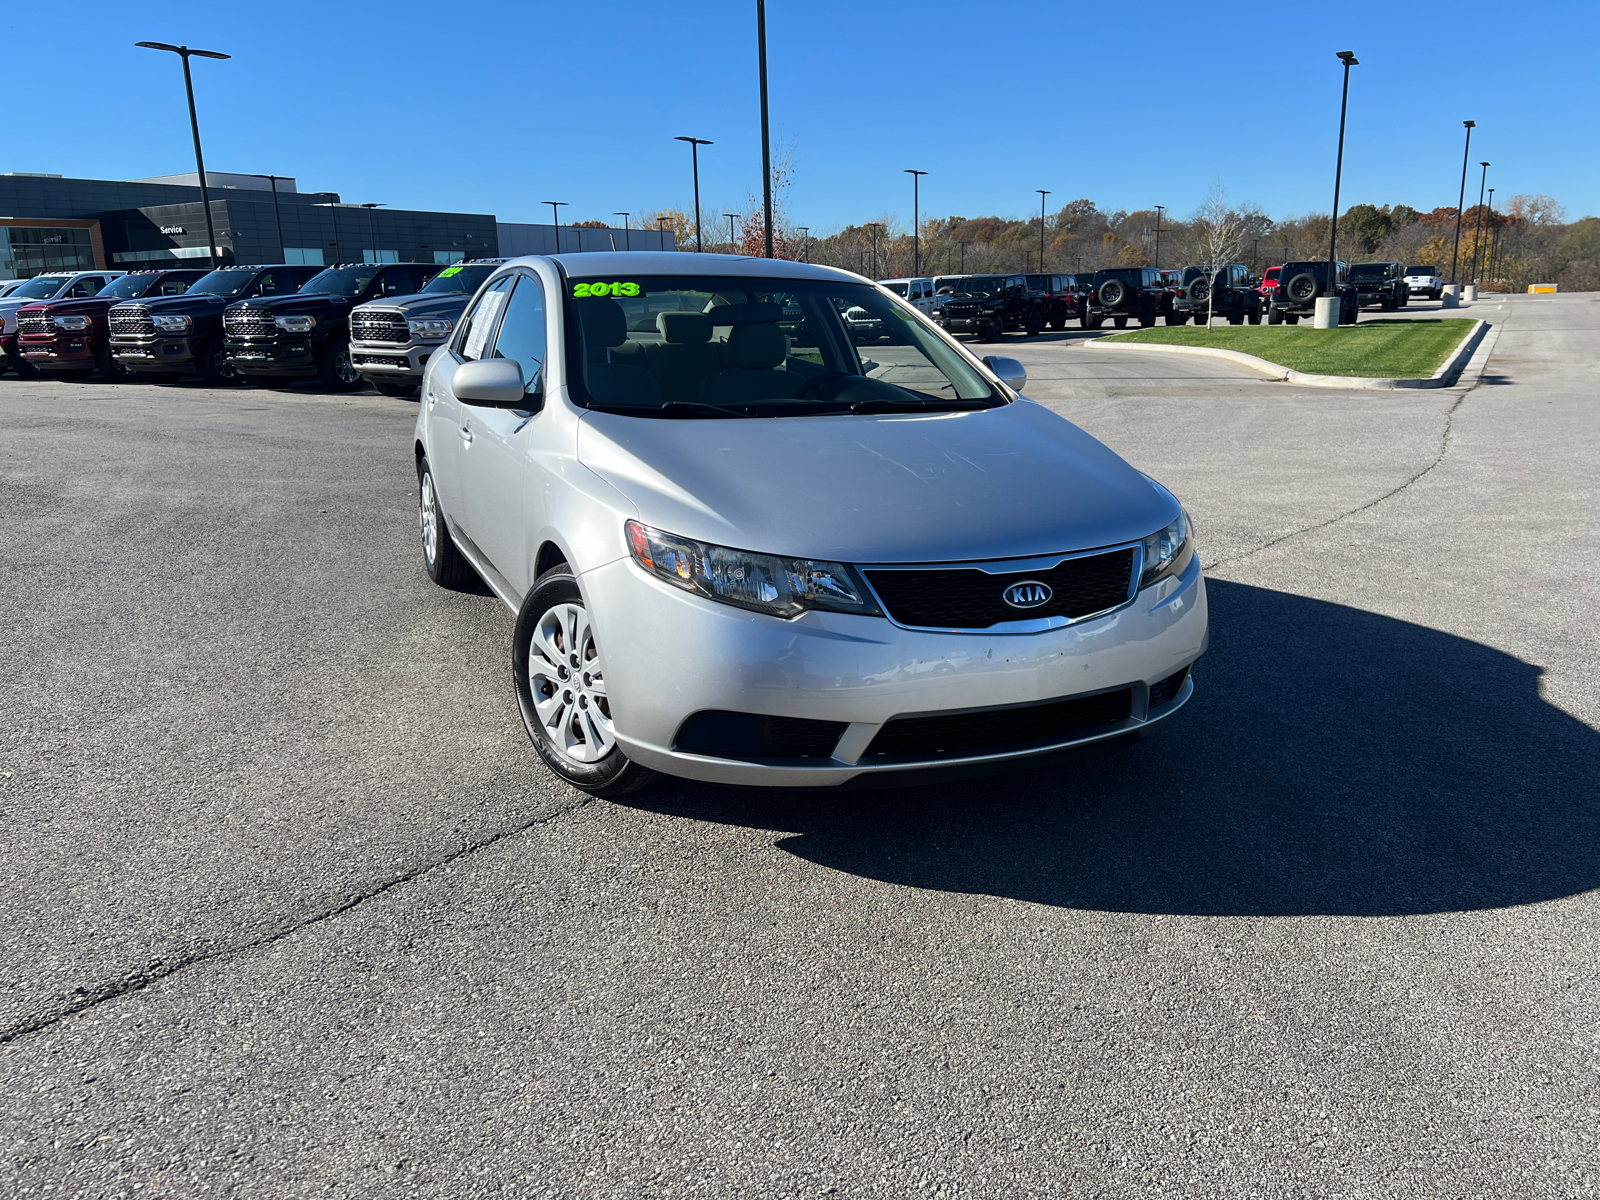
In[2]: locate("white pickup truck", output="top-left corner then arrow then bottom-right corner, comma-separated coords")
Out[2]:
1404,264 -> 1443,301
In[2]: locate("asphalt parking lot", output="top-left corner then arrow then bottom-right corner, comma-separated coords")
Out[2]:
2,293 -> 1596,1198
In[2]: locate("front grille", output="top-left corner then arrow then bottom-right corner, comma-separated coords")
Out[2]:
1148,666 -> 1190,708
16,312 -> 54,335
110,307 -> 153,336
942,302 -> 983,317
223,308 -> 277,337
865,548 -> 1136,630
674,711 -> 847,761
865,688 -> 1133,759
351,310 -> 410,344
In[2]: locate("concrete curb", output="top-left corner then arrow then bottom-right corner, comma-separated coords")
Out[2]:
1085,319 -> 1489,390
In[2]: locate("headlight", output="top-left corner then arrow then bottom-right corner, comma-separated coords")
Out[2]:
275,315 -> 314,333
151,314 -> 191,333
53,315 -> 90,331
1139,509 -> 1193,589
408,318 -> 452,340
625,520 -> 881,620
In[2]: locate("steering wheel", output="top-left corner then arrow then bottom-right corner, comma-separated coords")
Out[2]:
792,371 -> 858,399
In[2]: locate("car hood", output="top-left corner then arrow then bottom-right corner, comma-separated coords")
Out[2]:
228,293 -> 354,316
125,293 -> 236,315
355,292 -> 471,318
576,398 -> 1177,564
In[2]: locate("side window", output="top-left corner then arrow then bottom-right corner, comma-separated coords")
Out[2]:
379,267 -> 416,296
256,272 -> 286,296
159,276 -> 190,295
487,273 -> 548,397
457,276 -> 514,362
68,277 -> 102,297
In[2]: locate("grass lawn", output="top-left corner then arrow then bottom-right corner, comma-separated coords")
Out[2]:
1099,318 -> 1476,378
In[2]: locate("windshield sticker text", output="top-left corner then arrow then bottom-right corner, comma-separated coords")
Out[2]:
437,266 -> 462,278
573,281 -> 641,298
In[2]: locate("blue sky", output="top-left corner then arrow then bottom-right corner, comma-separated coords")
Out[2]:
8,1 -> 1595,230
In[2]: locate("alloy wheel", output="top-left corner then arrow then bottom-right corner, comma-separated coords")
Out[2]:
528,602 -> 615,765
335,348 -> 360,385
419,471 -> 440,569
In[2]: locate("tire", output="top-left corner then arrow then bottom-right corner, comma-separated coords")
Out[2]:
512,566 -> 660,798
1284,272 -> 1320,304
417,456 -> 478,590
370,378 -> 420,398
197,337 -> 239,387
1138,307 -> 1156,328
984,320 -> 1004,343
1026,309 -> 1043,337
1285,313 -> 1300,325
1166,310 -> 1187,326
1187,279 -> 1211,305
1267,307 -> 1282,325
1080,310 -> 1097,330
1049,307 -> 1065,331
1247,307 -> 1262,325
1113,315 -> 1128,329
316,340 -> 363,392
96,342 -> 135,383
1228,306 -> 1244,325
1097,279 -> 1127,309
4,346 -> 40,380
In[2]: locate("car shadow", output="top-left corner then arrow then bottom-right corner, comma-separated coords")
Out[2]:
616,580 -> 1600,917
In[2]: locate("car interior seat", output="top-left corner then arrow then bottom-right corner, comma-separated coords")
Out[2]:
649,312 -> 724,404
576,297 -> 662,407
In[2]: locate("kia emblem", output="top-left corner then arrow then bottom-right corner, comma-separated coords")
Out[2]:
1002,580 -> 1053,609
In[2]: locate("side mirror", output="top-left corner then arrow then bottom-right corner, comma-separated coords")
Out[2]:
454,357 -> 530,407
982,355 -> 1027,393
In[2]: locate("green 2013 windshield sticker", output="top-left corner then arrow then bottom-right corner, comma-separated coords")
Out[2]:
437,266 -> 462,277
573,281 -> 641,298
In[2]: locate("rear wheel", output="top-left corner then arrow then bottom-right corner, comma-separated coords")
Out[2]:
1285,313 -> 1300,325
513,567 -> 660,797
417,457 -> 477,590
1247,307 -> 1262,325
1228,306 -> 1245,325
1113,315 -> 1128,329
1267,307 -> 1282,325
1166,310 -> 1187,326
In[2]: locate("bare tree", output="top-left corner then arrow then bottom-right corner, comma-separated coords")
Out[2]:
1191,184 -> 1247,328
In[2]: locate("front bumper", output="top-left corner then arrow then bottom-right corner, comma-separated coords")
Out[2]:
583,549 -> 1209,786
940,314 -> 999,334
225,335 -> 317,377
112,334 -> 200,372
350,338 -> 437,378
19,336 -> 95,369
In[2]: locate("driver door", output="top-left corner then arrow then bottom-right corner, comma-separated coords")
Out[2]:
428,275 -> 513,552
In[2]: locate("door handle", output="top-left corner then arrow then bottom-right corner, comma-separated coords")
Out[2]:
458,424 -> 473,444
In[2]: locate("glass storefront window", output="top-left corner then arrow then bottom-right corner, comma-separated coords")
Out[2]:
0,226 -> 96,277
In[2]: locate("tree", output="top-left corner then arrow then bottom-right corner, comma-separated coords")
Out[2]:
1507,194 -> 1567,226
1339,203 -> 1393,256
1191,184 -> 1246,328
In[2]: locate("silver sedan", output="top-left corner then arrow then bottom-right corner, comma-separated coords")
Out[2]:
413,252 -> 1207,794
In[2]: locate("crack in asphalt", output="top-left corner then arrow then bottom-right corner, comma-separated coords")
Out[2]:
1202,325 -> 1500,575
0,795 -> 594,1046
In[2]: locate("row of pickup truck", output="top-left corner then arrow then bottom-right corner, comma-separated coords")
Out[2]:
0,260 -> 505,395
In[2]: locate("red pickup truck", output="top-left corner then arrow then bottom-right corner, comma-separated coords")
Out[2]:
15,269 -> 207,381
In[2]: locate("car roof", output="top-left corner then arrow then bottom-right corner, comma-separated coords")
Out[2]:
537,251 -> 866,284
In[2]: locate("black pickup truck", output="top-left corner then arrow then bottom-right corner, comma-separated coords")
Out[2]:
109,265 -> 323,384
15,269 -> 207,380
935,274 -> 1045,341
222,262 -> 441,390
1083,267 -> 1181,329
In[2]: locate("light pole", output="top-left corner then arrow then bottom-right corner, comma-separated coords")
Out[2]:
310,196 -> 343,263
135,41 -> 229,269
756,0 -> 774,258
1327,50 -> 1359,295
359,202 -> 384,264
1152,205 -> 1166,269
1470,162 -> 1490,284
544,201 -> 567,253
725,213 -> 740,254
1037,190 -> 1051,274
243,173 -> 289,261
958,240 -> 967,273
657,215 -> 672,251
797,226 -> 809,263
673,136 -> 712,252
1451,120 -> 1475,285
905,169 -> 928,274
1486,189 -> 1500,282
614,212 -> 630,251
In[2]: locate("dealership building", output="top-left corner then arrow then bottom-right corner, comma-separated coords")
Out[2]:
0,171 -> 670,277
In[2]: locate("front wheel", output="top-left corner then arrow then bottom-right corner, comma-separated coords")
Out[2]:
1026,310 -> 1043,337
513,567 -> 660,797
96,343 -> 135,382
198,337 -> 239,386
316,341 -> 363,392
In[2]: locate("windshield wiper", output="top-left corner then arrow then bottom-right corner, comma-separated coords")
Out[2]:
849,396 -> 994,414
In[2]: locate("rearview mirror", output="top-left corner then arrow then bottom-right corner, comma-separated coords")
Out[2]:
454,357 -> 530,407
982,355 -> 1027,393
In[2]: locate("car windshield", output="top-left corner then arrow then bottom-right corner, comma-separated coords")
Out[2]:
954,277 -> 1007,295
421,263 -> 498,295
11,276 -> 70,299
301,266 -> 379,297
563,274 -> 1002,418
188,270 -> 263,298
882,282 -> 908,296
99,275 -> 161,299
1351,263 -> 1388,279
1406,265 -> 1436,275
